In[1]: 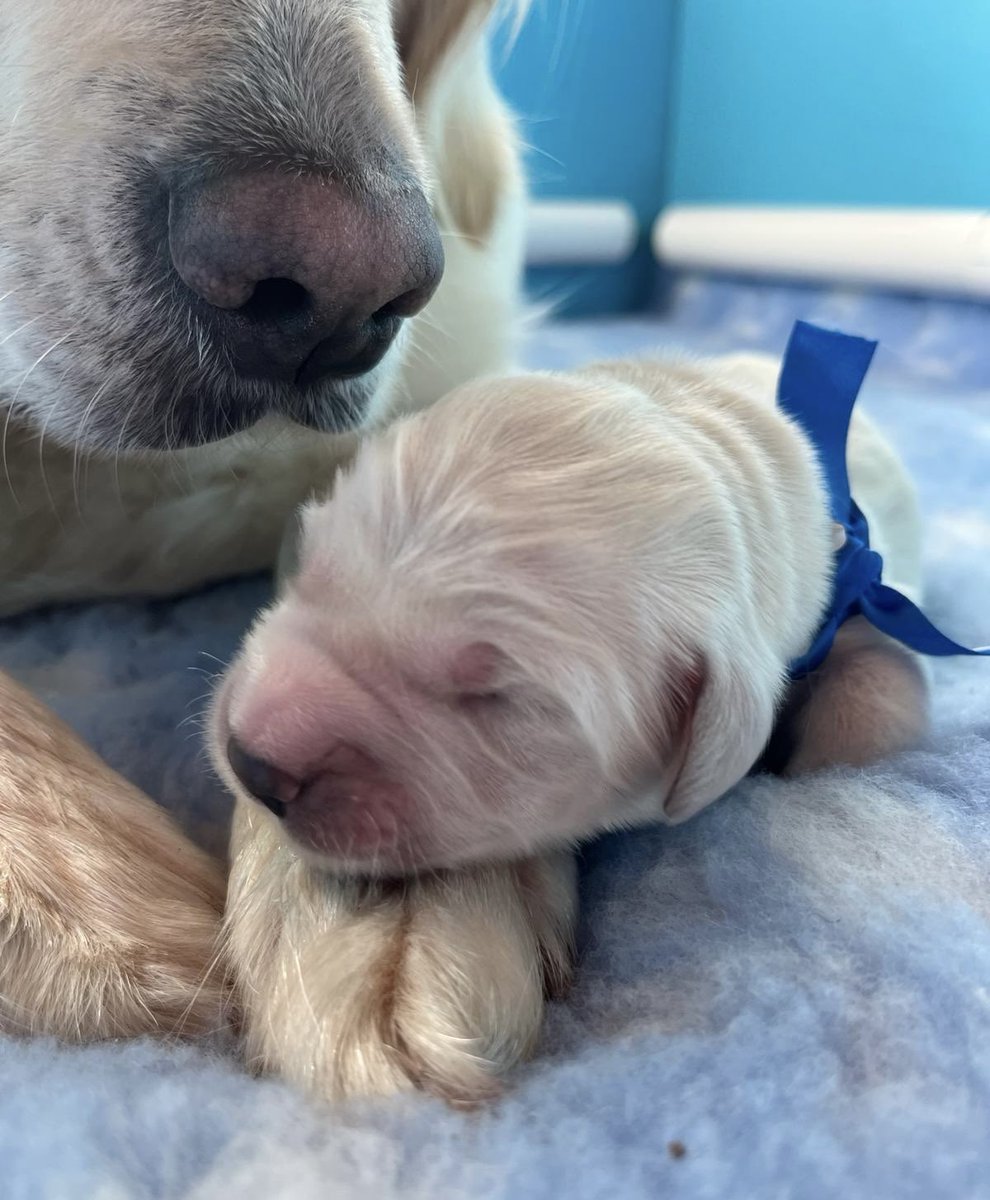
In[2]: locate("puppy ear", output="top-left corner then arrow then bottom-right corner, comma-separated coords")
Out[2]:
659,646 -> 782,824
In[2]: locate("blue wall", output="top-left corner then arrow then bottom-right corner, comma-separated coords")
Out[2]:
494,0 -> 990,315
671,0 -> 990,207
494,1 -> 676,313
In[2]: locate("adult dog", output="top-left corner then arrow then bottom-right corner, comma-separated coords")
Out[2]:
0,0 -> 526,1095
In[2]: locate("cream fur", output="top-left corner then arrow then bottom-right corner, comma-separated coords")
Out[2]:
0,672 -> 228,1039
227,798 -> 575,1103
0,1 -> 526,1058
213,350 -> 929,1102
0,0 -> 524,615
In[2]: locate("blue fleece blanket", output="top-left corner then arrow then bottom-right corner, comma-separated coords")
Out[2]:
1,288 -> 988,1200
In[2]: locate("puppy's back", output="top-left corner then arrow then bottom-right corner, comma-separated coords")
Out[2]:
580,351 -> 921,600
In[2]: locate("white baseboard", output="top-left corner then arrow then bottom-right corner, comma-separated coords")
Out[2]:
652,206 -> 990,298
525,200 -> 638,267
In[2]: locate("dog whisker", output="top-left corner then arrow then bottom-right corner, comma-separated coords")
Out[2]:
0,0 -> 540,1103
167,933 -> 232,1040
197,652 -> 231,670
70,379 -> 112,516
34,389 -> 66,525
0,391 -> 25,510
111,399 -> 141,513
0,312 -> 44,347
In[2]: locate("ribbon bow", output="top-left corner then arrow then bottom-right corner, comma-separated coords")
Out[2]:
777,320 -> 988,679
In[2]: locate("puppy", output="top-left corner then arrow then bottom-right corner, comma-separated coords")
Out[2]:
0,2 -> 525,1052
211,350 -> 928,1101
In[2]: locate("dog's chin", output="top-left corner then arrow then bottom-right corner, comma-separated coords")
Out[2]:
295,844 -> 426,879
283,813 -> 441,878
117,314 -> 406,452
78,374 -> 380,455
283,812 -> 563,879
13,339 -> 399,455
280,809 -> 514,878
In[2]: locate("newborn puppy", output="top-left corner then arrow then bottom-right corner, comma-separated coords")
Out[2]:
217,353 -> 926,869
211,352 -> 928,1100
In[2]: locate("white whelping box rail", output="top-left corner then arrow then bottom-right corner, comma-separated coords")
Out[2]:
652,206 -> 990,298
525,200 -> 639,267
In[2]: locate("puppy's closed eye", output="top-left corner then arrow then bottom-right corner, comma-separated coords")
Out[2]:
450,641 -> 504,694
414,641 -> 512,712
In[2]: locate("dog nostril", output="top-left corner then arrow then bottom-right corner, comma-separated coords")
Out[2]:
239,278 -> 313,325
374,286 -> 428,322
225,736 -> 301,818
294,319 -> 399,388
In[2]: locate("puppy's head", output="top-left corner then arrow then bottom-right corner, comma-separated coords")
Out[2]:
0,0 -> 505,450
212,374 -> 787,872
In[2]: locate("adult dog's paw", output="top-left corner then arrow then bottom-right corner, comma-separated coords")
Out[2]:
0,672 -> 228,1041
226,804 -> 576,1104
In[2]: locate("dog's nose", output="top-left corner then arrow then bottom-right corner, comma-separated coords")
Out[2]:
168,170 -> 444,387
225,736 -> 301,818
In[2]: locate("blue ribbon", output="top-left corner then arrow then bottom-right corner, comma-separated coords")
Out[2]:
777,320 -> 988,679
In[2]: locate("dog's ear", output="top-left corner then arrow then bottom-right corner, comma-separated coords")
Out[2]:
657,646 -> 782,824
395,0 -> 496,92
394,0 -> 521,243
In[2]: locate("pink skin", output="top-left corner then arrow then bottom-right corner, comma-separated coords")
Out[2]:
215,631 -> 422,868
209,368 -> 796,870
207,384 -> 694,874
211,597 -> 624,875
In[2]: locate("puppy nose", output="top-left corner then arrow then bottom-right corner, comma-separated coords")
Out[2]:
225,736 -> 301,818
168,170 -> 444,387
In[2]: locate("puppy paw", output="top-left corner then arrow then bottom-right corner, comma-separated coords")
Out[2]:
775,616 -> 930,776
226,805 -> 576,1103
390,853 -> 577,1104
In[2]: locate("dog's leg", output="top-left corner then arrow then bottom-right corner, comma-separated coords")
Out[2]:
226,800 -> 577,1104
770,616 -> 929,775
0,671 -> 228,1039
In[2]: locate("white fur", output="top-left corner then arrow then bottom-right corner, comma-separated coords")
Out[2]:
0,0 -> 525,615
0,0 -> 530,1085
213,350 -> 930,1102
